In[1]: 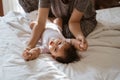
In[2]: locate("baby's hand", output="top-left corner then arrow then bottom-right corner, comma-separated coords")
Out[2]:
22,47 -> 40,61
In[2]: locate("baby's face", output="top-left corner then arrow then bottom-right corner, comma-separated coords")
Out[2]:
49,38 -> 70,58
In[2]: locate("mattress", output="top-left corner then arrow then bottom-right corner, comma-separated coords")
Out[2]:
0,7 -> 120,80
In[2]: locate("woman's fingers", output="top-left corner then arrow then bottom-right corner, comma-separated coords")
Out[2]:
80,43 -> 88,51
78,38 -> 88,51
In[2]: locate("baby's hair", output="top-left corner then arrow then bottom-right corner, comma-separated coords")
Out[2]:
55,44 -> 80,64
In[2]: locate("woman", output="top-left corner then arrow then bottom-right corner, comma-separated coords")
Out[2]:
19,0 -> 97,56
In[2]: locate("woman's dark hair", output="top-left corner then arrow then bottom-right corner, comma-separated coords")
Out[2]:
55,45 -> 81,64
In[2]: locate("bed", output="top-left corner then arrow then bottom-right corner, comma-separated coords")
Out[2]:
0,7 -> 120,80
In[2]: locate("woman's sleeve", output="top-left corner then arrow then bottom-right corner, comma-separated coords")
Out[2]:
74,0 -> 90,12
39,0 -> 50,8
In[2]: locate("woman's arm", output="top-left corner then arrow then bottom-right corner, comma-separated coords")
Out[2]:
68,8 -> 88,51
27,8 -> 50,48
69,8 -> 84,38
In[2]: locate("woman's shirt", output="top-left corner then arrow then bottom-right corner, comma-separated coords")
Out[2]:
39,0 -> 96,22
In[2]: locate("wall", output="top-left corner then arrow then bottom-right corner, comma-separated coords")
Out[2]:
95,0 -> 120,10
0,0 -> 3,16
2,0 -> 24,15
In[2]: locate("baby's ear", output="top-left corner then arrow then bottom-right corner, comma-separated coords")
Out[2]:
50,41 -> 54,45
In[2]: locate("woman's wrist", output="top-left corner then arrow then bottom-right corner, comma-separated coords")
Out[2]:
75,33 -> 84,39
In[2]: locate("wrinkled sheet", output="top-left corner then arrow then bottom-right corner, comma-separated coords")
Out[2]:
0,7 -> 120,80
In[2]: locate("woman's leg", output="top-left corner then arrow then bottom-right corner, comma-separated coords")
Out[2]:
62,24 -> 75,38
62,20 -> 97,38
80,20 -> 97,37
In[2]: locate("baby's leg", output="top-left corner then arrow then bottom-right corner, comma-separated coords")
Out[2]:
53,18 -> 63,29
29,21 -> 37,29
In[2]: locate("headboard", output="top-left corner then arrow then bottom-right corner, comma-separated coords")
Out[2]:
0,0 -> 4,16
94,0 -> 120,10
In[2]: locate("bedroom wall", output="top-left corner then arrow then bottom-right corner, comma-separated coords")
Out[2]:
94,0 -> 120,10
2,0 -> 24,15
0,0 -> 3,16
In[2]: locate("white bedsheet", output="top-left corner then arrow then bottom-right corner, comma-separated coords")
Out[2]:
0,7 -> 120,80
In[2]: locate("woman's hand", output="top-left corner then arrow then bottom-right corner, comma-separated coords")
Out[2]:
76,34 -> 88,51
22,47 -> 40,61
68,8 -> 88,51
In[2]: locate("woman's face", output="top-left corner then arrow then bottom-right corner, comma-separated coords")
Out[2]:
48,38 -> 70,58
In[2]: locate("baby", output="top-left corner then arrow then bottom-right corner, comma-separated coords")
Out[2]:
23,18 -> 81,63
